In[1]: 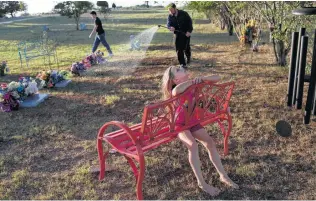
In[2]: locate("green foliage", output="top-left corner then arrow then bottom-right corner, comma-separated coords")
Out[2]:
222,2 -> 254,39
0,1 -> 27,17
54,1 -> 94,30
253,1 -> 313,66
112,3 -> 116,9
186,1 -> 315,66
97,1 -> 111,19
186,1 -> 219,20
0,4 -> 5,18
97,1 -> 108,8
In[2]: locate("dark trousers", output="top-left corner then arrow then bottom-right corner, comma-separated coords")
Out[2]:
175,33 -> 191,65
92,33 -> 113,54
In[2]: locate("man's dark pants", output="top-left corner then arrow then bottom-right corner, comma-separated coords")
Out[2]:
175,33 -> 191,66
92,33 -> 113,54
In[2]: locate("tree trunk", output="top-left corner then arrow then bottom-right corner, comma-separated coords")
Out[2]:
275,39 -> 287,66
75,17 -> 79,30
220,19 -> 225,30
269,31 -> 273,43
227,19 -> 233,36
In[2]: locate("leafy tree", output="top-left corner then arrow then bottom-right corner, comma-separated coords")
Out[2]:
0,1 -> 27,18
186,2 -> 236,36
222,2 -> 261,39
252,1 -> 312,66
186,1 -> 315,66
97,1 -> 111,19
186,1 -> 218,20
0,2 -> 6,18
112,3 -> 116,9
97,1 -> 108,8
19,1 -> 27,13
144,1 -> 149,8
54,1 -> 94,30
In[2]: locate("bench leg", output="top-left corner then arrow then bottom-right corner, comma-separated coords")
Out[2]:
224,113 -> 233,156
131,144 -> 145,200
217,113 -> 232,156
136,154 -> 145,200
124,155 -> 139,182
97,138 -> 109,180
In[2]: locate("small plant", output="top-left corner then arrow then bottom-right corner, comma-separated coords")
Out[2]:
0,61 -> 8,76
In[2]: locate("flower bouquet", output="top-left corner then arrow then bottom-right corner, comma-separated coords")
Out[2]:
70,51 -> 106,76
95,50 -> 107,64
0,77 -> 39,112
70,62 -> 86,76
86,54 -> 97,66
36,70 -> 69,88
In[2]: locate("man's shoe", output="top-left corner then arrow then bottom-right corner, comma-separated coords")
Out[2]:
108,53 -> 114,57
187,58 -> 191,65
180,64 -> 188,69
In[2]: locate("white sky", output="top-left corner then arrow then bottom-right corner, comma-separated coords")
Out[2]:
22,0 -> 184,14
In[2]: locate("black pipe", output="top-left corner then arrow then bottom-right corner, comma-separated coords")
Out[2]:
313,90 -> 316,115
157,24 -> 185,34
304,29 -> 316,124
287,32 -> 299,107
296,35 -> 309,109
293,28 -> 306,105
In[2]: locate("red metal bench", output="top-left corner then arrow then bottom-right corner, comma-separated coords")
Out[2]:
97,81 -> 235,200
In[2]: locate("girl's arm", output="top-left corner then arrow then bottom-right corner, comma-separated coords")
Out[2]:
201,75 -> 221,83
172,75 -> 221,96
172,80 -> 194,96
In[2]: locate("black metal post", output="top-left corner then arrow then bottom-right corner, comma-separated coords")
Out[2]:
313,89 -> 316,115
296,35 -> 309,109
293,28 -> 306,105
287,32 -> 299,107
304,29 -> 316,124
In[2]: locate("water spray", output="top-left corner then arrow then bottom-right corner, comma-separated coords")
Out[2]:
85,26 -> 159,77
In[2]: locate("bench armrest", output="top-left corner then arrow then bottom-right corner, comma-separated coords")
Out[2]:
97,121 -> 138,145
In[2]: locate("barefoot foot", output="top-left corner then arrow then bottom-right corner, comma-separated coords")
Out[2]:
220,176 -> 239,189
198,183 -> 221,196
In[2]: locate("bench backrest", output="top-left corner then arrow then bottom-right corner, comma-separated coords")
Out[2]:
17,38 -> 56,55
18,40 -> 44,52
140,81 -> 235,141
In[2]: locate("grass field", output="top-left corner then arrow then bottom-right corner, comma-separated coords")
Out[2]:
0,8 -> 316,200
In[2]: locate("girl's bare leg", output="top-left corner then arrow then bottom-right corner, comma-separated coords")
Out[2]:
178,130 -> 221,196
192,128 -> 239,189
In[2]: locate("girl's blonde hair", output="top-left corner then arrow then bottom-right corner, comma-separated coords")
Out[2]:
161,66 -> 175,100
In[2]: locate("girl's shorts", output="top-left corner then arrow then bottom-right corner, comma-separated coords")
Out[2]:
189,123 -> 204,132
175,123 -> 204,133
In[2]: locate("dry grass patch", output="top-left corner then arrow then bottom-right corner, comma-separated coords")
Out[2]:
0,23 -> 316,200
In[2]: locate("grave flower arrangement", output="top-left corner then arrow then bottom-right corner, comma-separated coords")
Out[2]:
0,77 -> 39,112
70,51 -> 106,75
70,62 -> 86,76
36,70 -> 69,88
95,50 -> 107,64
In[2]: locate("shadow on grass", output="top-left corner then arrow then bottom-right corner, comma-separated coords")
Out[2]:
139,152 -> 313,199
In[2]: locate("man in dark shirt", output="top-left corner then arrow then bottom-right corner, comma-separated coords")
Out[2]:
89,11 -> 113,57
167,3 -> 193,67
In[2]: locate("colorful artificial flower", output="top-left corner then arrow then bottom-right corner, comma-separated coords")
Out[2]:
36,70 -> 69,88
